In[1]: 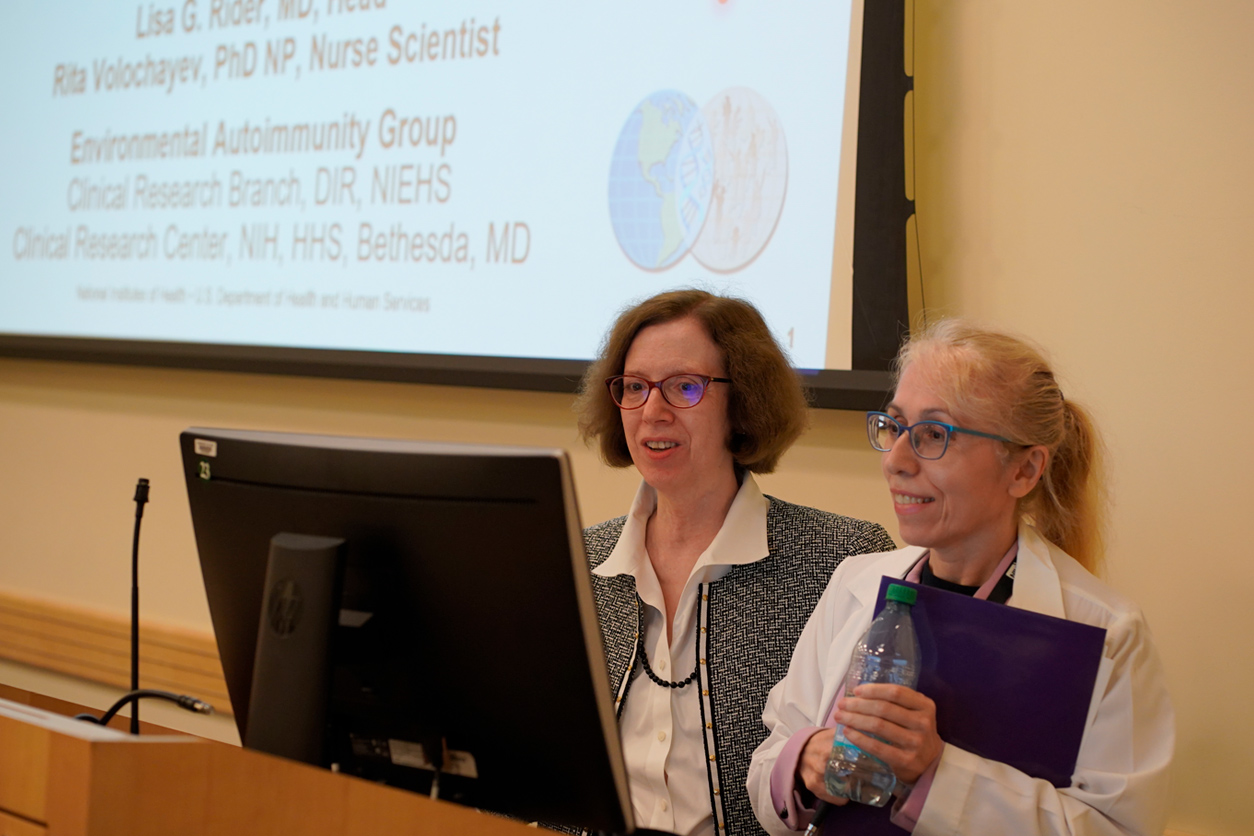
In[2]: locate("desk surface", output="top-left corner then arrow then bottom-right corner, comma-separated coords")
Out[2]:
0,689 -> 554,836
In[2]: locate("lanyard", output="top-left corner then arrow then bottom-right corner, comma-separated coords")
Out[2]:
907,542 -> 1019,605
919,557 -> 1016,604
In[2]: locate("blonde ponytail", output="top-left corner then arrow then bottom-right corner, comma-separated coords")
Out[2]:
1027,398 -> 1106,574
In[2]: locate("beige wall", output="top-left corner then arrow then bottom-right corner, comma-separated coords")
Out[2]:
910,4 -> 1254,835
0,360 -> 890,627
0,3 -> 1250,834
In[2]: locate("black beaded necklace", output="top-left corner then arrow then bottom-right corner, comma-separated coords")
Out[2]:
634,587 -> 702,689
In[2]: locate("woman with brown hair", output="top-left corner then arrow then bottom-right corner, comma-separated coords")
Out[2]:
748,320 -> 1174,836
575,289 -> 893,836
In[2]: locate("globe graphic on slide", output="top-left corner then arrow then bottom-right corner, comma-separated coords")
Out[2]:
608,91 -> 715,270
692,87 -> 788,272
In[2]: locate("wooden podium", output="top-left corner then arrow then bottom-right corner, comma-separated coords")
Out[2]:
0,695 -> 545,836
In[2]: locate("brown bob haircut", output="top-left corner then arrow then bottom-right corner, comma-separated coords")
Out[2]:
575,289 -> 809,473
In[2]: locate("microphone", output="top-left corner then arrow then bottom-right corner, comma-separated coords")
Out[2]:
130,477 -> 151,734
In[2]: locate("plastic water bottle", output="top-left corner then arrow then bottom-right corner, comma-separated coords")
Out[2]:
824,582 -> 920,806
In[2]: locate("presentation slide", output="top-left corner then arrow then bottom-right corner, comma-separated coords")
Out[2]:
1,1 -> 859,371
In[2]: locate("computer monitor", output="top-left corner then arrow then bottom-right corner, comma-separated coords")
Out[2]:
180,427 -> 632,832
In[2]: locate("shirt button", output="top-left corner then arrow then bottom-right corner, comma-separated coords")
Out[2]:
660,800 -> 669,812
657,658 -> 666,671
657,730 -> 666,742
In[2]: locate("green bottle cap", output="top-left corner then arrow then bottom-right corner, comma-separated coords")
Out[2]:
886,583 -> 917,606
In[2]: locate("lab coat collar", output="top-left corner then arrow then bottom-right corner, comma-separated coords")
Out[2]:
847,521 -> 1066,619
849,547 -> 926,608
1007,521 -> 1067,618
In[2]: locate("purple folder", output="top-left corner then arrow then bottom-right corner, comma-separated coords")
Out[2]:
824,576 -> 1107,835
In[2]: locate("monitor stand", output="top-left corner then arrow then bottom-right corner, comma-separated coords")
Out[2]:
244,532 -> 346,765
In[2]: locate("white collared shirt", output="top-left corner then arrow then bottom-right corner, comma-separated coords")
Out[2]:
593,475 -> 771,836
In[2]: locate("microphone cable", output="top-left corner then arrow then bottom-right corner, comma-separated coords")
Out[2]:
75,689 -> 214,729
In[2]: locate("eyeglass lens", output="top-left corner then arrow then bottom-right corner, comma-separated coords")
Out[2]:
611,375 -> 708,408
867,413 -> 950,459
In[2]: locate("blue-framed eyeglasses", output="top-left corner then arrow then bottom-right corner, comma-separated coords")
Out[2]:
866,411 -> 1016,460
606,374 -> 731,409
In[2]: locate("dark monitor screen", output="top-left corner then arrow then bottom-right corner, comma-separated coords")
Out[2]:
180,427 -> 631,832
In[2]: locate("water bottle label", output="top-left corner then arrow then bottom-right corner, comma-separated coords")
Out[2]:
854,654 -> 916,686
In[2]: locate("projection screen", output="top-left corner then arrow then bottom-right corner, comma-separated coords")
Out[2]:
0,0 -> 910,408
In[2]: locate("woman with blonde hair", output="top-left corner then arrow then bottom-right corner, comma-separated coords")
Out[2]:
748,320 -> 1174,836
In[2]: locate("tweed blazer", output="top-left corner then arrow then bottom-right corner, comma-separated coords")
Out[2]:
584,496 -> 894,836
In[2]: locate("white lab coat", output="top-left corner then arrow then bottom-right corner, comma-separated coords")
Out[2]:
747,523 -> 1174,836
